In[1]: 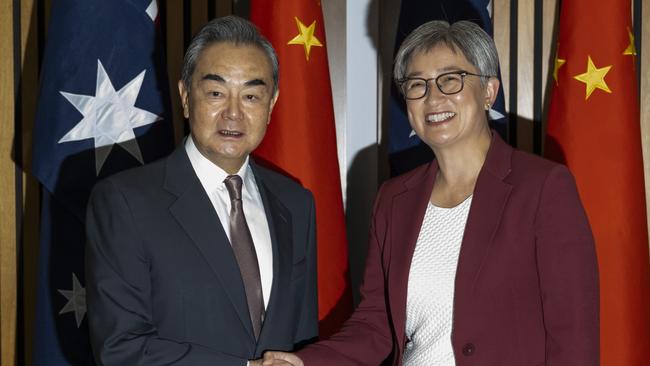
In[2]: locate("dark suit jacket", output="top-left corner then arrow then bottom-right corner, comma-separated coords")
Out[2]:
298,133 -> 599,366
85,145 -> 319,365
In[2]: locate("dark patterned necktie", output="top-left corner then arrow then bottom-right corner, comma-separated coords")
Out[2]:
223,174 -> 265,340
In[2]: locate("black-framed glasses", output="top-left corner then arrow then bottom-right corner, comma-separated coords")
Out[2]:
397,71 -> 493,100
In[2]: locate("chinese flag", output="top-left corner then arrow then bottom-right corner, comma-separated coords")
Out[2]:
545,0 -> 650,364
250,1 -> 352,337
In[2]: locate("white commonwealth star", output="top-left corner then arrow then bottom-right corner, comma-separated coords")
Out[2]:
58,59 -> 162,175
58,273 -> 86,328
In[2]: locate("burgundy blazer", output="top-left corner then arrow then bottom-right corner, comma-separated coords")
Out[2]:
298,134 -> 599,366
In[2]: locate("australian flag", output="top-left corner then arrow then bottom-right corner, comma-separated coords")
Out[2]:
31,1 -> 175,364
389,0 -> 508,176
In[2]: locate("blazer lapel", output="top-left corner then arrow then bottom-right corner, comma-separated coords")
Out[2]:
163,146 -> 253,338
388,162 -> 438,349
249,163 -> 293,349
454,134 -> 513,302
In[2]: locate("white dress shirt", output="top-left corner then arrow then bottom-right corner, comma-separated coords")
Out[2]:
185,136 -> 274,310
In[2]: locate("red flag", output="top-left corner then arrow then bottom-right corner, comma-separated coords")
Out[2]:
545,1 -> 650,364
250,1 -> 352,337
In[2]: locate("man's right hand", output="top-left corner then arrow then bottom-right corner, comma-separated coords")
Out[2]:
262,351 -> 304,366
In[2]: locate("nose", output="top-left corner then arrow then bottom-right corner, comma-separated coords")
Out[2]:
423,80 -> 445,103
223,95 -> 243,120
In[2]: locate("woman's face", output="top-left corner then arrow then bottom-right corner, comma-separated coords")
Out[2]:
403,44 -> 498,150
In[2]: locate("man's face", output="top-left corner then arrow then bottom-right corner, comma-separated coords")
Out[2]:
179,42 -> 278,173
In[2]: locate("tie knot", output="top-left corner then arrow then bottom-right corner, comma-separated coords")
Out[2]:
224,175 -> 243,201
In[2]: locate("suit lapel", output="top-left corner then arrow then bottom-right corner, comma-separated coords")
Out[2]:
453,134 -> 513,303
249,163 -> 293,349
163,146 -> 253,338
388,163 -> 438,349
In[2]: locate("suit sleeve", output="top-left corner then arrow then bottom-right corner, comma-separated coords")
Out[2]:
293,192 -> 319,346
534,165 -> 599,365
85,179 -> 248,366
297,184 -> 393,365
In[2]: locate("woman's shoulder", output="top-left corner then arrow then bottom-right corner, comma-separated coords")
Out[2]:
508,148 -> 575,188
507,143 -> 565,170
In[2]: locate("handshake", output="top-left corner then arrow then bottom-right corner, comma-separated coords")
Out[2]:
250,351 -> 304,366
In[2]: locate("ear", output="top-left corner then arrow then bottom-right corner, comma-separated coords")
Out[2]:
178,80 -> 190,119
266,90 -> 280,124
484,77 -> 500,110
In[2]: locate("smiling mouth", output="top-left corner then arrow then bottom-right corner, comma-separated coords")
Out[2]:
219,129 -> 243,137
426,112 -> 456,124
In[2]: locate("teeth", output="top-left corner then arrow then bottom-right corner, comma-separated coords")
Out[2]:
426,112 -> 455,123
220,130 -> 242,136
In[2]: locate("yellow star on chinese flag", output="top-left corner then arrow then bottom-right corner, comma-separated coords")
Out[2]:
553,52 -> 566,85
623,27 -> 636,56
288,16 -> 323,61
573,55 -> 612,100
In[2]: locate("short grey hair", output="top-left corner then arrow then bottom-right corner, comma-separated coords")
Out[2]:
181,15 -> 279,94
394,20 -> 499,85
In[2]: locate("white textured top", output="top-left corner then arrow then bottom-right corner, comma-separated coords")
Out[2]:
185,136 -> 273,309
403,196 -> 473,366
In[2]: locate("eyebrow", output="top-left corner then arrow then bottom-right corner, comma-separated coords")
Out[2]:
201,74 -> 267,87
406,66 -> 465,78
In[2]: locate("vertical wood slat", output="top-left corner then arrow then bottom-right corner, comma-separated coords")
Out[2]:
166,1 -> 185,144
191,1 -> 208,36
516,0 -> 535,152
21,0 -> 40,365
0,0 -> 17,365
540,0 -> 559,153
493,0 -> 511,130
641,0 -> 650,243
214,0 -> 233,18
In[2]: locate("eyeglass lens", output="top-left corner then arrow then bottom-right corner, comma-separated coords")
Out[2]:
401,72 -> 465,99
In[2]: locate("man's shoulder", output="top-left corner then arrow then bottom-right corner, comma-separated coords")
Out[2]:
103,156 -> 167,187
92,151 -> 176,200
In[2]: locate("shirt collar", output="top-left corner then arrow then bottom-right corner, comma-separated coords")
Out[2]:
185,135 -> 252,192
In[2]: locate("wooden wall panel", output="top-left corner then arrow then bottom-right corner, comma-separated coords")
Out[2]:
166,0 -> 186,144
213,0 -> 233,18
20,0 -> 40,365
191,0 -> 208,35
516,0 -> 535,153
0,1 -> 17,365
540,0 -> 559,152
493,0 -> 511,124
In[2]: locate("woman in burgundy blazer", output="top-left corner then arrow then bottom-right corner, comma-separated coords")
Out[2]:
265,20 -> 598,366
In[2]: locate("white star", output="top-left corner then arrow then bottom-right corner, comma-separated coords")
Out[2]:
146,0 -> 158,21
487,0 -> 493,18
58,59 -> 162,175
58,273 -> 86,328
488,107 -> 505,120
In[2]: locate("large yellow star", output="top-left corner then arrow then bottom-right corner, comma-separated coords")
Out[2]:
288,17 -> 323,61
553,52 -> 566,85
623,27 -> 636,56
573,55 -> 612,100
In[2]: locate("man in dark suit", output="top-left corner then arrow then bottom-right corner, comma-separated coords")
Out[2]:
85,15 -> 318,365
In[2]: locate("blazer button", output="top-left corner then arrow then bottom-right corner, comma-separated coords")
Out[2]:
462,343 -> 476,356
